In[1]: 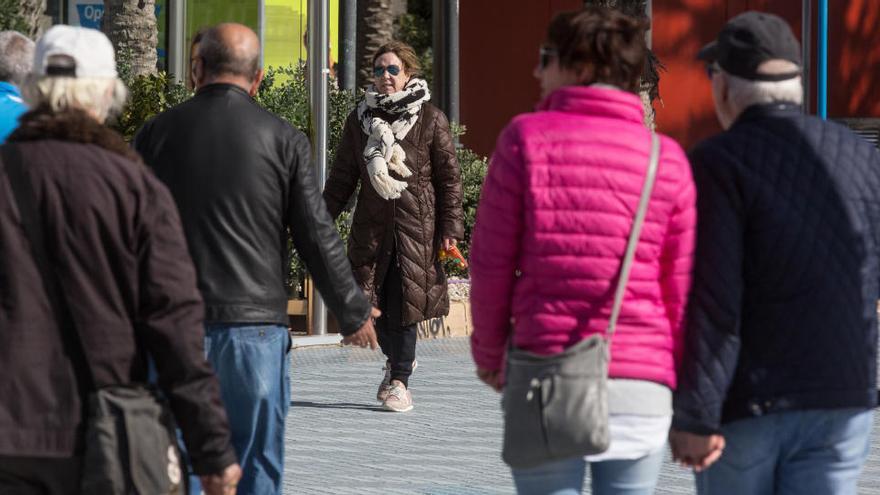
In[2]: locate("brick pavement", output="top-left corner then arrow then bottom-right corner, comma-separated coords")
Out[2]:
284,337 -> 880,494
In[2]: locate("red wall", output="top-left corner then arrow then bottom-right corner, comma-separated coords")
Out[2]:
459,0 -> 582,157
459,0 -> 880,157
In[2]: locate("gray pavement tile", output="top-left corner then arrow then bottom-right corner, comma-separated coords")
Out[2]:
285,337 -> 880,494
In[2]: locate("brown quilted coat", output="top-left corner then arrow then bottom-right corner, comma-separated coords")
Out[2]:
324,103 -> 464,326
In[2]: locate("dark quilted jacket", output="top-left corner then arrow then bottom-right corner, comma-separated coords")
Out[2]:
324,104 -> 464,326
673,103 -> 880,434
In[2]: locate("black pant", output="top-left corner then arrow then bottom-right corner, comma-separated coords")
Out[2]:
0,456 -> 81,495
377,254 -> 417,387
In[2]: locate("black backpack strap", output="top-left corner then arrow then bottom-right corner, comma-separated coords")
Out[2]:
2,144 -> 96,393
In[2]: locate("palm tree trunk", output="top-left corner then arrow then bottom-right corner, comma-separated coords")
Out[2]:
18,0 -> 47,38
356,0 -> 395,88
103,0 -> 157,77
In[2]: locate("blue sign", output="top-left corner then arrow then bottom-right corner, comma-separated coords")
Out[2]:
76,4 -> 104,30
74,4 -> 161,30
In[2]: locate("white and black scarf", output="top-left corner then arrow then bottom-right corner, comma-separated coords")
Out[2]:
358,78 -> 431,200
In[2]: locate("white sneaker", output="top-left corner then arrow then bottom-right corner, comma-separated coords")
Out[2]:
376,361 -> 392,402
382,382 -> 413,412
375,359 -> 418,403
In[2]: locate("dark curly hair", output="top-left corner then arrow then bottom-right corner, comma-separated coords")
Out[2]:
546,6 -> 650,94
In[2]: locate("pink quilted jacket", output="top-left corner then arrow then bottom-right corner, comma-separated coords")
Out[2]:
469,85 -> 696,388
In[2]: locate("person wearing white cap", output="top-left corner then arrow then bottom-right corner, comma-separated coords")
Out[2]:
0,25 -> 241,495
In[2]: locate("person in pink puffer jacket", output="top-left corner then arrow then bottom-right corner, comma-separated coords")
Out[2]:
469,7 -> 696,495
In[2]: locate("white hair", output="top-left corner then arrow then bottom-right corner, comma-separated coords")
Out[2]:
21,75 -> 128,122
720,59 -> 804,115
0,31 -> 35,86
724,73 -> 803,112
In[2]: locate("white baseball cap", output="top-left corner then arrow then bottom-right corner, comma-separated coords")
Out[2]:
33,25 -> 117,78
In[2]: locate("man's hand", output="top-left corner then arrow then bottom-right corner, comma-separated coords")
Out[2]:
442,237 -> 457,251
476,367 -> 503,392
341,307 -> 381,349
200,463 -> 242,495
669,429 -> 725,472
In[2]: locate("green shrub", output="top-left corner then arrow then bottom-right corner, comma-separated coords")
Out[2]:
114,72 -> 191,140
255,64 -> 358,167
116,62 -> 487,290
0,0 -> 28,33
449,143 -> 488,277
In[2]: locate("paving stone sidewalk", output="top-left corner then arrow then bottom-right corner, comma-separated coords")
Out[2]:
284,337 -> 880,494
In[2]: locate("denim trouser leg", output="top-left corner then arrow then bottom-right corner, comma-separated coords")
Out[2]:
205,324 -> 291,495
511,457 -> 586,495
696,408 -> 873,495
590,449 -> 665,495
510,449 -> 664,495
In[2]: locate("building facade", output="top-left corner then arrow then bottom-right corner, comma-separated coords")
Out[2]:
460,0 -> 880,155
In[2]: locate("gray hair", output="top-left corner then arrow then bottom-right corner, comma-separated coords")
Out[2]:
0,31 -> 35,86
21,75 -> 128,122
720,59 -> 803,114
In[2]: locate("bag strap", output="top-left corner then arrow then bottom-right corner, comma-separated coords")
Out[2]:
2,144 -> 97,391
606,133 -> 661,340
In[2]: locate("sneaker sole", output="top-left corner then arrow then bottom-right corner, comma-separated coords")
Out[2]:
382,402 -> 414,413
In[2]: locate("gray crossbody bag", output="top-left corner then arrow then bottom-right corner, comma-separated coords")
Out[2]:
501,133 -> 661,469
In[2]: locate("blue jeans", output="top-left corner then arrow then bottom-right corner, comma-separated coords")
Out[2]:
696,408 -> 873,495
511,449 -> 665,495
199,324 -> 291,495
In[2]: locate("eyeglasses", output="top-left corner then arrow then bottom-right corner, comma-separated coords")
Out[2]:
373,64 -> 401,77
538,46 -> 558,70
705,63 -> 719,79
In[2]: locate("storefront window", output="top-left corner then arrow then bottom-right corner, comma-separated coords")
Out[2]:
57,0 -> 339,76
186,0 -> 258,43
186,0 -> 338,71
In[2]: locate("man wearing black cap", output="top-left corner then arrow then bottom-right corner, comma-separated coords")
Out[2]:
669,11 -> 880,494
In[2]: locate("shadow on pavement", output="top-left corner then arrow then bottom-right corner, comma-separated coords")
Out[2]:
290,400 -> 386,412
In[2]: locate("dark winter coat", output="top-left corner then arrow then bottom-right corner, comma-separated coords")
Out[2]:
324,103 -> 464,326
673,103 -> 880,434
0,110 -> 236,474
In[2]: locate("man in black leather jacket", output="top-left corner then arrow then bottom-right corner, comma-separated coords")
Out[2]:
134,23 -> 378,495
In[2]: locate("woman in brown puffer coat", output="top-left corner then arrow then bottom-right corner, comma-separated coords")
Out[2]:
323,40 -> 464,412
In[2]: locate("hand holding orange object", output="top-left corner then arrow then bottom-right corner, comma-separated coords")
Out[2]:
439,243 -> 468,269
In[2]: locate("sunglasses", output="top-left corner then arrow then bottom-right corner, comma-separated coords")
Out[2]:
373,64 -> 401,77
538,46 -> 558,70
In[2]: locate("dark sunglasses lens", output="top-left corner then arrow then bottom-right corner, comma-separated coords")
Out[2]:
706,65 -> 715,78
373,65 -> 401,77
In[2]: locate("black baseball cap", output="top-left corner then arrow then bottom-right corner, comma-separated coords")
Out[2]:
698,11 -> 802,81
